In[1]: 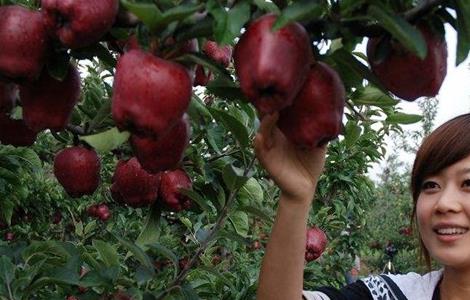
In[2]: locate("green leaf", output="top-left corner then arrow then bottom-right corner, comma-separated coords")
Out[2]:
206,77 -> 247,102
368,5 -> 427,59
208,0 -> 250,45
455,0 -> 470,65
237,205 -> 273,225
253,0 -> 280,13
229,211 -> 249,237
208,107 -> 250,148
344,121 -> 362,147
0,256 -> 15,287
352,86 -> 399,107
113,234 -> 155,273
148,243 -> 179,279
329,49 -> 387,92
180,189 -> 213,213
273,0 -> 326,31
93,240 -> 120,268
120,0 -> 162,31
80,127 -> 130,153
238,178 -> 264,206
222,164 -> 250,191
386,113 -> 422,124
178,53 -> 231,80
135,205 -> 161,249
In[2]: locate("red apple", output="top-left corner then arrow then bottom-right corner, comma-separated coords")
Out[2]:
278,62 -> 345,148
41,0 -> 119,49
193,65 -> 213,87
0,5 -> 49,80
20,63 -> 81,132
4,232 -> 14,241
0,82 -> 16,113
54,146 -> 101,198
111,158 -> 160,208
305,226 -> 327,262
0,114 -> 37,146
96,203 -> 111,221
367,25 -> 447,101
130,114 -> 190,174
203,40 -> 232,67
234,14 -> 312,115
159,169 -> 192,212
112,49 -> 192,139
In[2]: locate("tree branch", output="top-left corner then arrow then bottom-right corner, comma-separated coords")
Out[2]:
156,156 -> 257,300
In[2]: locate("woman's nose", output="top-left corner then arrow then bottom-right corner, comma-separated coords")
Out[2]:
434,186 -> 464,214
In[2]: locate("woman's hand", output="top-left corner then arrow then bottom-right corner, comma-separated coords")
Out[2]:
254,113 -> 327,203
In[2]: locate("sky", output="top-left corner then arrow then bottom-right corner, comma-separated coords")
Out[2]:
367,24 -> 470,180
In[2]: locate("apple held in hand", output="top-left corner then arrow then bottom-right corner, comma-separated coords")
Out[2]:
41,0 -> 119,49
305,226 -> 327,262
0,82 -> 17,113
20,63 -> 81,132
0,114 -> 37,146
54,146 -> 101,198
131,114 -> 190,174
111,158 -> 161,208
367,25 -> 447,101
0,5 -> 49,80
112,49 -> 192,138
234,14 -> 312,115
159,169 -> 192,212
278,62 -> 345,149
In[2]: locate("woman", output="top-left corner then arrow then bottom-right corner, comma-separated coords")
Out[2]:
255,113 -> 470,300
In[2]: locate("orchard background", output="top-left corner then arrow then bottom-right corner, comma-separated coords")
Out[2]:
0,0 -> 469,299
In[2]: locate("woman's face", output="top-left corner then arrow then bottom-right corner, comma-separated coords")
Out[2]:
417,155 -> 470,268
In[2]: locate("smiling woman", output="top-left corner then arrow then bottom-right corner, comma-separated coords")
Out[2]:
255,113 -> 470,300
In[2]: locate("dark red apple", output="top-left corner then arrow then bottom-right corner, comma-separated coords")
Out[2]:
53,146 -> 101,198
159,169 -> 192,212
19,63 -> 81,132
0,82 -> 16,113
234,14 -> 312,115
96,203 -> 111,221
367,25 -> 447,101
193,65 -> 213,87
41,0 -> 119,49
0,5 -> 49,80
111,158 -> 160,208
112,49 -> 192,138
0,114 -> 37,146
52,210 -> 62,224
87,204 -> 98,218
305,226 -> 327,262
278,62 -> 345,149
130,114 -> 190,174
4,232 -> 14,241
203,40 -> 232,67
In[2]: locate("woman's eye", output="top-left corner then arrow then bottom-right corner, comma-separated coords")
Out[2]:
422,181 -> 439,190
462,179 -> 470,187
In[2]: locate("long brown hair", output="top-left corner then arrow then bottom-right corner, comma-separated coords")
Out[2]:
411,113 -> 470,268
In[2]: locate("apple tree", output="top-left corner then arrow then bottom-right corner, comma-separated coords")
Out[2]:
0,0 -> 470,299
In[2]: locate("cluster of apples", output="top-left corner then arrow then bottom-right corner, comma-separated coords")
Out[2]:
234,14 -> 346,148
0,2 -> 118,146
0,1 -> 235,215
234,14 -> 448,149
